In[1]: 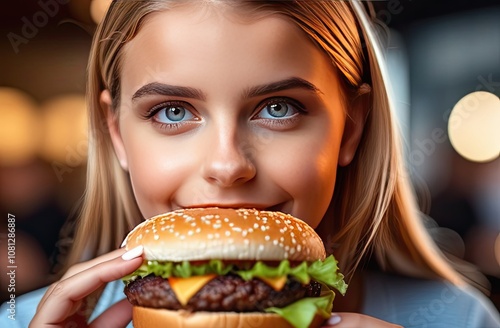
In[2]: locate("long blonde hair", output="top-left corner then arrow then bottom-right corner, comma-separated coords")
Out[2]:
63,0 -> 484,292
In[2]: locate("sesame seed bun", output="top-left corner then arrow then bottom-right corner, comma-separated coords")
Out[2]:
123,207 -> 326,262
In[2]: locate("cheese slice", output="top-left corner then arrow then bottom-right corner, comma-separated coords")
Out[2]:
169,274 -> 217,306
258,276 -> 287,291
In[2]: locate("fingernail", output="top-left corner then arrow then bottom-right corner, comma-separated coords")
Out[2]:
326,314 -> 341,325
120,237 -> 128,248
122,245 -> 143,260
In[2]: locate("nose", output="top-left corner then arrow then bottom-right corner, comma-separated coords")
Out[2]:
202,127 -> 257,188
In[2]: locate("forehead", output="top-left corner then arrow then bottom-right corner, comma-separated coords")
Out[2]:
120,3 -> 337,97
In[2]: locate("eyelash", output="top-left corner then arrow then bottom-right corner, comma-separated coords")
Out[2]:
143,100 -> 198,131
252,97 -> 307,127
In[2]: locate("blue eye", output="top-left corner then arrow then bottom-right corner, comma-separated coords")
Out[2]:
255,98 -> 305,120
153,104 -> 196,123
156,105 -> 192,123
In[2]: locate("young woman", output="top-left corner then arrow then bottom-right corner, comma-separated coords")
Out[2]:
2,1 -> 499,327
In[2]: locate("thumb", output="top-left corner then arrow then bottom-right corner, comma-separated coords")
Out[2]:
89,299 -> 133,328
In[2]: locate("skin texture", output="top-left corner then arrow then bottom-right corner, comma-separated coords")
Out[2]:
32,4 -> 400,328
107,4 -> 361,230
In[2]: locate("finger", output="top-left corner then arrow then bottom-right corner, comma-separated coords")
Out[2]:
89,299 -> 133,328
62,248 -> 128,279
33,251 -> 142,326
321,313 -> 402,328
38,249 -> 129,310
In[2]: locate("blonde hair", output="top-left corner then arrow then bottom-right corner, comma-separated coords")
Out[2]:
63,0 -> 485,293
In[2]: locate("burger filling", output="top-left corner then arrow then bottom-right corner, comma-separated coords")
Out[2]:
123,255 -> 347,328
125,274 -> 322,311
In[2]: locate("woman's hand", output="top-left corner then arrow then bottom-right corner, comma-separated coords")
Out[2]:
322,313 -> 403,327
30,246 -> 144,328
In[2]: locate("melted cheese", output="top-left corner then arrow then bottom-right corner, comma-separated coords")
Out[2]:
169,274 -> 217,306
258,276 -> 287,291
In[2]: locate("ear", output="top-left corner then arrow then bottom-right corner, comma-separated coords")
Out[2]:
102,90 -> 129,171
338,84 -> 371,167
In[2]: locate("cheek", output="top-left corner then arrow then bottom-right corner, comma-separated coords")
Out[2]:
261,128 -> 342,228
121,132 -> 195,218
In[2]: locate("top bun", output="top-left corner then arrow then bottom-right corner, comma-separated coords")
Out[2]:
124,208 -> 326,262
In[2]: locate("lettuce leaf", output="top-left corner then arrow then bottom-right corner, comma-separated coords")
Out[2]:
236,255 -> 347,295
122,259 -> 234,282
266,290 -> 334,328
123,255 -> 346,295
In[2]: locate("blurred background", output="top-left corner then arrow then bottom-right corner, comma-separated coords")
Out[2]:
0,0 -> 499,310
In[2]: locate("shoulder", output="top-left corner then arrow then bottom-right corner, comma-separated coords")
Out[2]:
363,271 -> 500,328
0,286 -> 48,327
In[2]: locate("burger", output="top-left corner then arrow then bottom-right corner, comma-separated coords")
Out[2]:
122,207 -> 347,328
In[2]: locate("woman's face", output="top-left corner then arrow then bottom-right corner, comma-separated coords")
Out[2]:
106,4 -> 361,229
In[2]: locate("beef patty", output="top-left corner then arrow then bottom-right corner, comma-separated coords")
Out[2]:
124,274 -> 321,312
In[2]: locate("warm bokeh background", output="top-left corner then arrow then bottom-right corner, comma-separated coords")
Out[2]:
0,0 -> 499,311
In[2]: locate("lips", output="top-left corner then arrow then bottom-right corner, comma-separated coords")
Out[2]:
178,202 -> 287,213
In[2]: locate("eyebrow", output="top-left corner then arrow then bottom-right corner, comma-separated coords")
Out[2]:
244,77 -> 323,98
131,77 -> 322,102
132,83 -> 206,102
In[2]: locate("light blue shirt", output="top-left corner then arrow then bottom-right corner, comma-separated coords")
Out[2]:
2,271 -> 500,327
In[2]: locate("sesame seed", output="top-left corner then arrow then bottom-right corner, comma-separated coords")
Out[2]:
265,235 -> 270,241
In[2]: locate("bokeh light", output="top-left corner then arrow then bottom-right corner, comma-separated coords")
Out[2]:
448,91 -> 500,162
40,94 -> 88,165
0,88 -> 40,166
